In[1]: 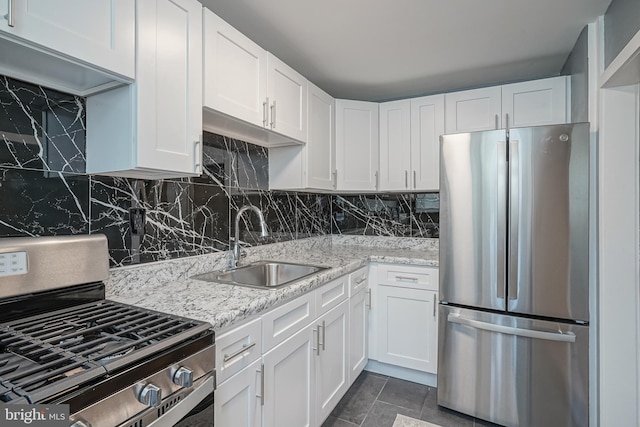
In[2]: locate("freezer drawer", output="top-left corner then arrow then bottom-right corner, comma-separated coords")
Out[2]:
437,305 -> 588,427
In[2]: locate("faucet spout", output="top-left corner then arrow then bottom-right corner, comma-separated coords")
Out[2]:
233,205 -> 269,267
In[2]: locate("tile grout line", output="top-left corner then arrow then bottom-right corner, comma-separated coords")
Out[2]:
357,376 -> 389,426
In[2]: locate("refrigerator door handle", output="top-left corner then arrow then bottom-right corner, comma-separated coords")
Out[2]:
447,313 -> 576,343
508,139 -> 519,301
497,140 -> 507,300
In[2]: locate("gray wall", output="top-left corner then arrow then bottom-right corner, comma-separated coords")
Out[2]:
604,0 -> 640,67
562,26 -> 589,123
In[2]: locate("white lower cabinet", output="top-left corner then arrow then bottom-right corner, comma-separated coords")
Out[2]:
315,301 -> 349,426
349,288 -> 369,383
262,323 -> 316,427
377,286 -> 438,373
215,358 -> 263,427
213,265 -> 451,426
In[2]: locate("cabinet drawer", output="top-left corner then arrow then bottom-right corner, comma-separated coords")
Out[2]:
263,292 -> 316,352
216,317 -> 262,384
349,267 -> 368,296
378,264 -> 438,290
316,276 -> 348,316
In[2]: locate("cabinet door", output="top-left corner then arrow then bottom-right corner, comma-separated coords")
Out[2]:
203,9 -> 267,128
0,0 -> 134,79
349,289 -> 369,384
306,82 -> 336,189
501,76 -> 569,127
378,286 -> 438,373
263,324 -> 316,427
215,359 -> 262,427
137,0 -> 203,175
335,99 -> 379,191
315,301 -> 349,426
410,94 -> 445,191
379,100 -> 411,191
445,86 -> 501,133
267,52 -> 307,142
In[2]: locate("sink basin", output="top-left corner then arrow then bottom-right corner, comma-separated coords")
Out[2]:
191,261 -> 329,289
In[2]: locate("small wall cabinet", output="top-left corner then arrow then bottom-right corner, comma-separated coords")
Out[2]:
335,99 -> 379,191
203,9 -> 307,147
86,0 -> 203,179
445,76 -> 569,134
0,0 -> 134,95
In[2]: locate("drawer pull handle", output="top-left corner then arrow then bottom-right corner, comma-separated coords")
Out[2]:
223,342 -> 256,363
355,277 -> 366,285
395,275 -> 418,282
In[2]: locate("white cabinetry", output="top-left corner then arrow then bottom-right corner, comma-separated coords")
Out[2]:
215,359 -> 263,427
445,86 -> 502,133
267,53 -> 308,142
348,267 -> 369,383
379,95 -> 444,191
335,99 -> 379,191
379,100 -> 411,191
263,324 -> 316,427
0,0 -> 134,95
372,264 -> 439,375
86,0 -> 203,179
315,301 -> 349,426
269,82 -> 335,190
410,95 -> 445,191
445,77 -> 569,134
501,76 -> 569,127
203,9 -> 267,129
203,10 -> 307,146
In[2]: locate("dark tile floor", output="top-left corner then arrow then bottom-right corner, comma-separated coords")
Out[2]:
322,371 -> 500,427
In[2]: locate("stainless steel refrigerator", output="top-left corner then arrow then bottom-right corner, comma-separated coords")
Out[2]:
438,123 -> 589,427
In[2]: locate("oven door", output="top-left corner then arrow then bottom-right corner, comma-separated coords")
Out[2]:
173,389 -> 214,426
147,376 -> 214,427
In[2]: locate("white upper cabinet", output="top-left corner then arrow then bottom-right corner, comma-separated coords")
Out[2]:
445,77 -> 569,134
203,10 -> 307,147
411,94 -> 445,191
306,83 -> 336,189
445,86 -> 502,133
203,9 -> 267,128
86,0 -> 203,179
267,52 -> 308,142
269,82 -> 335,191
335,99 -> 379,191
379,100 -> 411,191
379,96 -> 445,191
0,0 -> 134,95
501,76 -> 569,128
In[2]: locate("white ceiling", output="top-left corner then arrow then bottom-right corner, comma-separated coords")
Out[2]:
199,0 -> 611,102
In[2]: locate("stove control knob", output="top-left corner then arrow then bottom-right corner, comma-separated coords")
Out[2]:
173,366 -> 194,387
139,383 -> 162,407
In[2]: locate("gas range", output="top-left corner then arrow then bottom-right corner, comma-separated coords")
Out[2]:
0,235 -> 215,427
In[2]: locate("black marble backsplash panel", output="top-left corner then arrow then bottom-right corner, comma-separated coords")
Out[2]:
0,75 -> 439,267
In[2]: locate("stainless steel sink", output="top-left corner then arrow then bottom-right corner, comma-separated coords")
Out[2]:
191,261 -> 329,289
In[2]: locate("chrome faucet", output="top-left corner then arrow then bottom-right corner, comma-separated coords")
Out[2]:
233,205 -> 268,267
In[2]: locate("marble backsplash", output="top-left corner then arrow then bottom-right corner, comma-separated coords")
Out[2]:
0,75 -> 439,267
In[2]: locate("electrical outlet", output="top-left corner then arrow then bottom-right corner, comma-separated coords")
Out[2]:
130,208 -> 146,237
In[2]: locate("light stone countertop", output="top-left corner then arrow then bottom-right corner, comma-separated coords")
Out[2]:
107,236 -> 439,331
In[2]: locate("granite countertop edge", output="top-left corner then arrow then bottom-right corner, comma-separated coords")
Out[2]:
108,242 -> 439,332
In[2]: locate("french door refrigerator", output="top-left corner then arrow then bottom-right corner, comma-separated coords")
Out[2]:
438,123 -> 589,427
